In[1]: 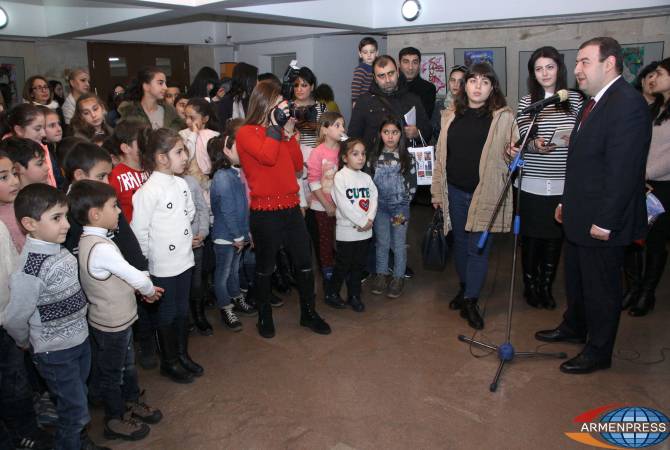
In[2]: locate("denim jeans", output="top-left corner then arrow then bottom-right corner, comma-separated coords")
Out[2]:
151,269 -> 193,327
448,183 -> 493,299
33,339 -> 91,450
374,208 -> 408,278
0,327 -> 37,446
89,327 -> 139,420
214,243 -> 242,308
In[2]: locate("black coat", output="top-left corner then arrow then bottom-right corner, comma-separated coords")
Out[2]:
404,75 -> 437,118
562,77 -> 652,247
348,81 -> 432,151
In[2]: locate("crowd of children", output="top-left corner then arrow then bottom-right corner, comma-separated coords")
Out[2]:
0,35 -> 423,450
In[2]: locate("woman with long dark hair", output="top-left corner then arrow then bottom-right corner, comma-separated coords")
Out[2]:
515,46 -> 584,310
431,63 -> 518,330
624,58 -> 670,316
119,66 -> 184,131
189,66 -> 222,101
235,81 -> 330,338
216,62 -> 258,126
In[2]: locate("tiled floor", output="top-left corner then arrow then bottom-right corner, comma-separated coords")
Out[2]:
92,206 -> 670,450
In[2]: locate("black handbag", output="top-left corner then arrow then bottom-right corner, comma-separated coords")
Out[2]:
421,208 -> 449,271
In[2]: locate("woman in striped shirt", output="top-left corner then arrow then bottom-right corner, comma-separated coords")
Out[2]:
516,46 -> 584,310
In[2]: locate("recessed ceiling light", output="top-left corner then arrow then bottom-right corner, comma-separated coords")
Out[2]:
401,0 -> 421,21
0,7 -> 8,30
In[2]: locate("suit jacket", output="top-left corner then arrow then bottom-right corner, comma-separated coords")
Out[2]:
562,77 -> 652,247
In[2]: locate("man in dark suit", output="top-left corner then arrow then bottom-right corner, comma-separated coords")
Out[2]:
535,37 -> 652,374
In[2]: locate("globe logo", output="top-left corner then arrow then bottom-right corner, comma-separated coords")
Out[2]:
566,405 -> 670,449
600,407 -> 670,448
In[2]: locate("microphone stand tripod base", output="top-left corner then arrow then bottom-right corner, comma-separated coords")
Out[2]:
457,335 -> 567,392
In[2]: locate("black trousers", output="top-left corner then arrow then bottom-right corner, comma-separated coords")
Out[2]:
328,239 -> 370,298
250,207 -> 314,305
561,240 -> 624,360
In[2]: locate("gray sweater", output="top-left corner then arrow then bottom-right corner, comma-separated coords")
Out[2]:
4,236 -> 88,353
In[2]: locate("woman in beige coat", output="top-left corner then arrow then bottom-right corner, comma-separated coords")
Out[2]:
431,62 -> 518,330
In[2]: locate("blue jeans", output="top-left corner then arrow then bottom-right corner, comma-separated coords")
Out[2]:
448,184 -> 493,299
151,269 -> 193,327
33,339 -> 91,450
374,208 -> 408,278
89,327 -> 139,420
0,327 -> 37,447
214,243 -> 242,308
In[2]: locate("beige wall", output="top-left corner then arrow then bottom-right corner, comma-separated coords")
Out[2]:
388,15 -> 670,107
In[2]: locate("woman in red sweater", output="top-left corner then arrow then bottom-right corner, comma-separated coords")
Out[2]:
237,81 -> 331,338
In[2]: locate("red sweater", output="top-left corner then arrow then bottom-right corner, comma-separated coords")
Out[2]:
109,163 -> 149,221
237,125 -> 303,210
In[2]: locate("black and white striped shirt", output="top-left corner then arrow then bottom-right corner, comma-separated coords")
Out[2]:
516,91 -> 584,190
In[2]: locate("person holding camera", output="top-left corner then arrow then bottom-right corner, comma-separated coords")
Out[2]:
292,67 -> 328,149
235,80 -> 331,339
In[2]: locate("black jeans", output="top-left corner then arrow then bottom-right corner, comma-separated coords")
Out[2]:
151,269 -> 193,327
190,247 -> 204,303
89,327 -> 140,420
328,239 -> 370,297
0,327 -> 37,447
250,207 -> 314,305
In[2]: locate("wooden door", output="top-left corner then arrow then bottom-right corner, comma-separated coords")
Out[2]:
88,42 -> 190,103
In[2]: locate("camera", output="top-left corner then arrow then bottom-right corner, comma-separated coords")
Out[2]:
272,60 -> 318,126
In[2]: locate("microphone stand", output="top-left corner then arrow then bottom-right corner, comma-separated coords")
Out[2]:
457,108 -> 567,392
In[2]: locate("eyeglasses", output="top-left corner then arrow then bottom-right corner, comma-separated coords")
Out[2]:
32,85 -> 49,91
382,129 -> 400,136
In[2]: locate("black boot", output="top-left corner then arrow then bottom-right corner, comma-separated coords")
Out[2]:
536,238 -> 562,310
156,326 -> 193,384
460,298 -> 484,330
521,236 -> 542,308
629,250 -> 667,317
449,282 -> 465,310
622,243 -> 644,310
295,269 -> 331,335
255,273 -> 275,338
175,319 -> 204,377
189,296 -> 213,336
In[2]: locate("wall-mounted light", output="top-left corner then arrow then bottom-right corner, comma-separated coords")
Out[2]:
401,0 -> 421,21
0,6 -> 9,30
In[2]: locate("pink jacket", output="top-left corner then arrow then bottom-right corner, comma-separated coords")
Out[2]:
307,143 -> 339,211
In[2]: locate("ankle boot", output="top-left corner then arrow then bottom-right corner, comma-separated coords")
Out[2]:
156,326 -> 193,384
537,238 -> 562,310
189,296 -> 213,336
622,243 -> 644,310
460,298 -> 484,330
629,250 -> 667,317
175,319 -> 204,376
521,236 -> 542,308
255,273 -> 275,338
449,282 -> 465,310
295,269 -> 331,335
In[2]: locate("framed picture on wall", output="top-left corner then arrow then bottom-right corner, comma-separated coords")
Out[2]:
420,53 -> 447,98
220,62 -> 236,79
0,56 -> 26,108
453,47 -> 507,95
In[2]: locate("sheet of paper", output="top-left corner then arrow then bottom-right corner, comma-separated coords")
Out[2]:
404,106 -> 416,126
549,127 -> 573,147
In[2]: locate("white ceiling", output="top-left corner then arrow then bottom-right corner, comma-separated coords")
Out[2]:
1,0 -> 669,45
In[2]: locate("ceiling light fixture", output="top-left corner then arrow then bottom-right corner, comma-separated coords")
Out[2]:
401,0 -> 421,21
0,7 -> 8,30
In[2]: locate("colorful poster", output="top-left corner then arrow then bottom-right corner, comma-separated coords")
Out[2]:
622,46 -> 645,82
410,146 -> 434,185
420,53 -> 447,97
464,50 -> 494,67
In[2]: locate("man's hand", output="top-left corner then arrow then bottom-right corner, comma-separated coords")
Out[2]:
590,225 -> 611,241
404,125 -> 419,139
555,204 -> 563,224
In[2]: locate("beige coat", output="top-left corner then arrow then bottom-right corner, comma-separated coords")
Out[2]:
431,106 -> 519,235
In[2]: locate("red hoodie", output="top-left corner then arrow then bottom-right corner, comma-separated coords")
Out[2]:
109,163 -> 148,221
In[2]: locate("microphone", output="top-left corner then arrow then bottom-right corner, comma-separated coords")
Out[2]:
520,89 -> 569,114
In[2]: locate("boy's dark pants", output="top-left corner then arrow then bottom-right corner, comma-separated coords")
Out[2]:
33,339 -> 91,450
89,327 -> 140,420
